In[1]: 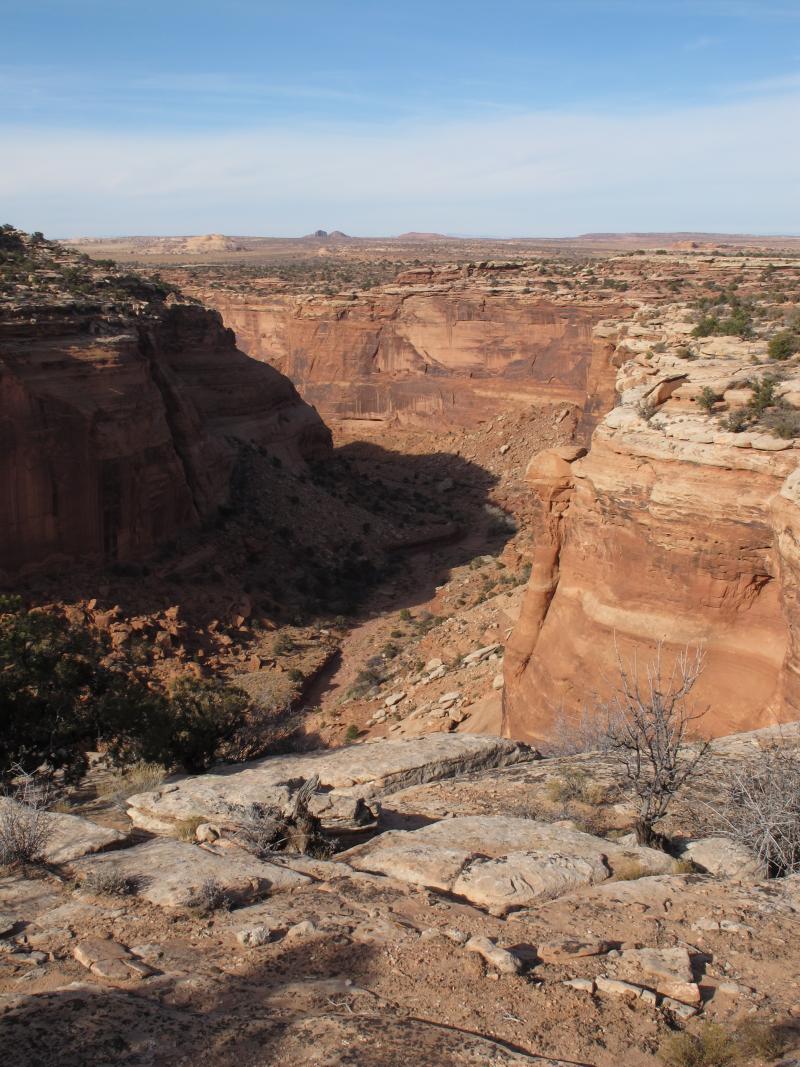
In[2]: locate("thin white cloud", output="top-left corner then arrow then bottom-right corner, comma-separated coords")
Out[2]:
683,35 -> 721,51
2,88 -> 798,236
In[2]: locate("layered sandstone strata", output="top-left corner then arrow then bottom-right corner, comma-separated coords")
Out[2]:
188,267 -> 622,427
504,309 -> 800,740
0,300 -> 330,575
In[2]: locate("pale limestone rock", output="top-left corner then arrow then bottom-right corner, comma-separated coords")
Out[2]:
563,978 -> 595,992
127,735 -> 533,835
679,836 -> 766,880
619,946 -> 701,1004
465,936 -> 522,974
595,977 -> 644,999
71,838 -> 309,908
342,816 -> 673,912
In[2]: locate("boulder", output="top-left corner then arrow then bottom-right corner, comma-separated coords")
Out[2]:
678,836 -> 766,880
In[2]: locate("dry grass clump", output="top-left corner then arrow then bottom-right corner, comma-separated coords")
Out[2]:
612,858 -> 651,882
544,767 -> 609,806
659,1025 -> 738,1067
96,761 -> 167,804
735,1020 -> 787,1061
659,1020 -> 787,1066
175,815 -> 206,841
81,866 -> 137,897
711,739 -> 800,876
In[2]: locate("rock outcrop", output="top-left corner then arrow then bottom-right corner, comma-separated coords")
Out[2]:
187,266 -> 624,427
126,734 -> 534,835
0,232 -> 330,575
504,307 -> 800,740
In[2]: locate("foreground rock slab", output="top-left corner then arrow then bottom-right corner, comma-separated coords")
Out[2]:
127,735 -> 535,835
71,838 -> 309,908
342,815 -> 676,912
0,799 -> 127,864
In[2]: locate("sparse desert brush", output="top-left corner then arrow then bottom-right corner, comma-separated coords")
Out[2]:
193,877 -> 232,914
735,1019 -> 787,1061
0,770 -> 53,868
81,866 -> 137,897
659,1024 -> 738,1067
544,767 -> 609,807
672,857 -> 696,875
96,761 -> 166,803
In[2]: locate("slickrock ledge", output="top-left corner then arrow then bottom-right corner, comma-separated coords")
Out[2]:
340,814 -> 677,914
126,734 -> 536,835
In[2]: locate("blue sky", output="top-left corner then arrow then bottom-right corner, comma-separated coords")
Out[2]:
2,0 -> 799,236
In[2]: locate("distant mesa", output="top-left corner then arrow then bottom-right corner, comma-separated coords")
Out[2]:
305,229 -> 350,241
182,233 -> 243,252
395,231 -> 450,241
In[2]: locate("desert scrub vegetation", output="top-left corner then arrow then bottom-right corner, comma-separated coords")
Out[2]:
717,373 -> 800,439
192,877 -> 232,914
659,1019 -> 787,1066
95,761 -> 166,804
768,329 -> 799,361
0,595 -> 250,784
544,766 -> 609,806
80,866 -> 138,897
710,737 -> 800,876
0,768 -> 53,868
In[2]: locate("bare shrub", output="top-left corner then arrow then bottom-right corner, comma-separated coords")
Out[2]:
597,643 -> 709,847
233,802 -> 285,856
711,738 -> 800,877
82,866 -> 137,897
0,767 -> 53,868
193,877 -> 232,913
231,774 -> 332,858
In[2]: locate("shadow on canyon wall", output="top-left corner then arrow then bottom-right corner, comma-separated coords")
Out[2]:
7,439 -> 509,638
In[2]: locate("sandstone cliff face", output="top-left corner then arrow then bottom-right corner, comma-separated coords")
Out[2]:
0,259 -> 330,575
504,310 -> 800,741
189,269 -> 621,427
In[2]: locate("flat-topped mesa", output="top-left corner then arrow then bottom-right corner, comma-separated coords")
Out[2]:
504,304 -> 800,742
182,262 -> 629,428
0,229 -> 331,575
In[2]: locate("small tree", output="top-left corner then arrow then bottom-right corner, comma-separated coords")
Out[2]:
597,643 -> 710,847
697,386 -> 719,413
768,330 -> 799,362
